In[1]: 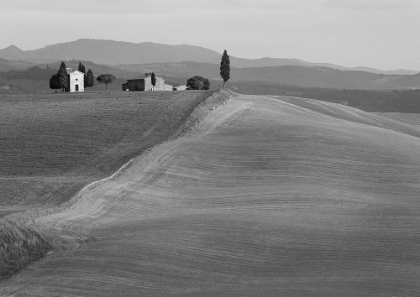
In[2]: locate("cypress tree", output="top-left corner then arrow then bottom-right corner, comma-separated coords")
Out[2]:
78,62 -> 86,88
57,61 -> 69,92
85,69 -> 94,89
151,72 -> 156,91
49,74 -> 60,92
78,62 -> 86,74
220,49 -> 230,89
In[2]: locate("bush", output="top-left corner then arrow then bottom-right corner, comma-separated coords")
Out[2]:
186,76 -> 210,90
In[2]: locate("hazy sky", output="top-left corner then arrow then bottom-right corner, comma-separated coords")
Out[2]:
1,0 -> 419,70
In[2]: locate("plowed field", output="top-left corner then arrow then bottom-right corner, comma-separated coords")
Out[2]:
2,94 -> 420,296
0,91 -> 215,216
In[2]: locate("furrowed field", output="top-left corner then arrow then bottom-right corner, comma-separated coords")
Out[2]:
0,90 -> 216,216
2,93 -> 420,295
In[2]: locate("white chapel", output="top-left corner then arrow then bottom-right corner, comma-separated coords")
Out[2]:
66,68 -> 84,92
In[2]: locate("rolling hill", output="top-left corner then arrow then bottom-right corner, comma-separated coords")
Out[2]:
0,90 -> 218,217
120,61 -> 420,90
203,56 -> 418,75
2,61 -> 419,93
1,93 -> 420,296
0,58 -> 36,72
1,59 -> 419,94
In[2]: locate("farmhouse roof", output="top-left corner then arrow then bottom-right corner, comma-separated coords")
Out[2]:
127,76 -> 164,82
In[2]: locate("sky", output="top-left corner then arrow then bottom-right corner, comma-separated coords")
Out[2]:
1,0 -> 419,70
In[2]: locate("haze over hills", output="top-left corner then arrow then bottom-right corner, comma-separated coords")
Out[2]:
1,60 -> 420,92
0,45 -> 29,61
203,56 -> 418,75
121,61 -> 420,90
1,59 -> 419,92
1,39 -> 419,92
0,39 -> 417,75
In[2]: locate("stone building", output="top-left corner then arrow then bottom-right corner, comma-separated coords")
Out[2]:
122,75 -> 173,91
65,68 -> 84,92
174,85 -> 188,91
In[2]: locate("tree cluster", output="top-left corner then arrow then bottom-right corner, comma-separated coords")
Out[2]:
78,62 -> 94,90
185,49 -> 230,90
2,66 -> 56,81
186,76 -> 210,90
49,61 -> 94,92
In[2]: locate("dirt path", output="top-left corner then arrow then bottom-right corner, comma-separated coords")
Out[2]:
2,94 -> 420,296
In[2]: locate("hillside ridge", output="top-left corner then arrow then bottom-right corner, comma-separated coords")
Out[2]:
0,89 -> 233,282
2,94 -> 420,295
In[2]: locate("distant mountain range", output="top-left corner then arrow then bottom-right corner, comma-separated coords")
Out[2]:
1,39 -> 419,92
0,40 -> 219,65
0,39 -> 418,75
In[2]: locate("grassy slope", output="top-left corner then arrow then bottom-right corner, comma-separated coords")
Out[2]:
2,94 -> 420,296
0,90 -> 216,214
377,112 -> 420,126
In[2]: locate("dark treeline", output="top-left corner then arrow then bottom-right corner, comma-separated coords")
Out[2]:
0,66 -> 56,81
0,59 -> 108,81
231,81 -> 420,113
66,59 -> 112,70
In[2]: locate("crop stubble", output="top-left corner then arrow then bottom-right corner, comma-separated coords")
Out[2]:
0,90 -> 215,214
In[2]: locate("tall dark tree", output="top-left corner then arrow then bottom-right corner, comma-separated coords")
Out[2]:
151,72 -> 156,91
96,74 -> 116,90
220,49 -> 230,89
49,74 -> 60,93
85,69 -> 94,89
78,62 -> 87,88
57,61 -> 68,92
78,62 -> 86,74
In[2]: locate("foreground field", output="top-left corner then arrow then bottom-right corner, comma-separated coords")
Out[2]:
0,90 -> 216,216
2,94 -> 420,296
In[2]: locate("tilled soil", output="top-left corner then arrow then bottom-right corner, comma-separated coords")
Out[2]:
2,94 -> 420,296
0,90 -> 215,212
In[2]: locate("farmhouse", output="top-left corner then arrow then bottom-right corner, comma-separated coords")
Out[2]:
174,85 -> 188,91
122,75 -> 173,91
66,68 -> 84,92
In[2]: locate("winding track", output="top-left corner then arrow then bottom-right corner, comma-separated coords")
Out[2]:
2,94 -> 420,296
